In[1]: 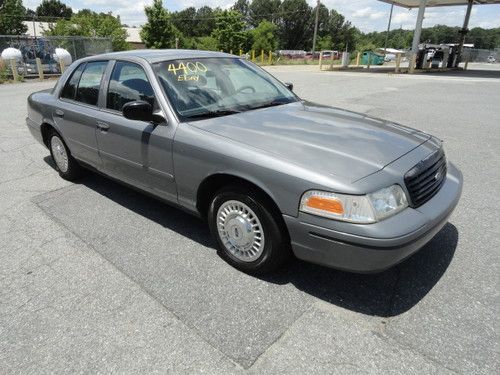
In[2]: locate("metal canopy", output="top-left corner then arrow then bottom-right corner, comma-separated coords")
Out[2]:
379,0 -> 500,8
378,0 -> 500,72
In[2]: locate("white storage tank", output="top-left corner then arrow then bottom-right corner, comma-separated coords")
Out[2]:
1,47 -> 22,61
53,48 -> 72,66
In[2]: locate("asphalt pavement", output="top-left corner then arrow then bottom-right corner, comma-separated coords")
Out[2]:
1,65 -> 499,374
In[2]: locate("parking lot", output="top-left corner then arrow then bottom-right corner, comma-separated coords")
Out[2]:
1,66 -> 499,374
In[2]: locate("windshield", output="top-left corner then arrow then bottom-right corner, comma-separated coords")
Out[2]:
154,57 -> 297,120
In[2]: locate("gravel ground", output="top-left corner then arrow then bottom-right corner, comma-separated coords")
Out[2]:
0,65 -> 499,374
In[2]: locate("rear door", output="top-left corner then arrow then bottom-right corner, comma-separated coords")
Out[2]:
95,60 -> 177,201
55,61 -> 109,167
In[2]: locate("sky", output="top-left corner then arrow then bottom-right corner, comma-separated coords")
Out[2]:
23,0 -> 500,31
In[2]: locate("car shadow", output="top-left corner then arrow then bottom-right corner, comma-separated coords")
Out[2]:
44,157 -> 458,317
261,223 -> 458,317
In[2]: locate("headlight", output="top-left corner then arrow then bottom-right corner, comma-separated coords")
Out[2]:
300,185 -> 408,224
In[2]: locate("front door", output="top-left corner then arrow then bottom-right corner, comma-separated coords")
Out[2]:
95,60 -> 177,201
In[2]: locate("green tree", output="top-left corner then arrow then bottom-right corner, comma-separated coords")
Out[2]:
278,0 -> 312,49
171,6 -> 196,38
251,20 -> 277,51
316,35 -> 333,50
193,36 -> 218,51
46,10 -> 129,51
325,9 -> 357,51
36,0 -> 72,21
195,6 -> 219,37
212,10 -> 246,52
469,27 -> 498,49
232,0 -> 250,23
0,0 -> 27,35
249,0 -> 281,26
140,0 -> 180,49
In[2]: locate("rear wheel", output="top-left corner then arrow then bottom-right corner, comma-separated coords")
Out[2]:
48,131 -> 83,181
208,186 -> 291,274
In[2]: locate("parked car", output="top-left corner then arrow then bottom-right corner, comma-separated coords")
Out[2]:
26,50 -> 462,274
384,53 -> 396,62
18,59 -> 60,75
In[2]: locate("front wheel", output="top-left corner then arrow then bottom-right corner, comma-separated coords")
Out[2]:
208,186 -> 291,274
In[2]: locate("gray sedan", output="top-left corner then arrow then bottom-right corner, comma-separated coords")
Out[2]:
26,50 -> 462,274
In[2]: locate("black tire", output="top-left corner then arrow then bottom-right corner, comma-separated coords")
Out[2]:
208,185 -> 292,274
48,130 -> 83,181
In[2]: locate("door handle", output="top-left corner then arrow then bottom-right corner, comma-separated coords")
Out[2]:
54,109 -> 64,117
96,121 -> 110,131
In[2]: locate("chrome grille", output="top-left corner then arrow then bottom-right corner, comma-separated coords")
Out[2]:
404,148 -> 447,208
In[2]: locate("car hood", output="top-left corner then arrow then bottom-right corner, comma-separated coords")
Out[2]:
188,101 -> 430,182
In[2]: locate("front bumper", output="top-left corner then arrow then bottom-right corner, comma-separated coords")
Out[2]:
284,162 -> 463,273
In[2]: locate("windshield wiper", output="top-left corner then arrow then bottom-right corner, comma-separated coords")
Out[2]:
248,100 -> 289,111
185,109 -> 241,120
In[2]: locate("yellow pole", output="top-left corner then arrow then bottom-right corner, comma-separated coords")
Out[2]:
59,59 -> 65,73
252,49 -> 255,62
239,49 -> 242,56
10,59 -> 19,80
409,54 -> 416,74
36,57 -> 44,81
260,50 -> 264,63
318,51 -> 323,70
356,52 -> 361,67
395,53 -> 401,73
268,50 -> 272,64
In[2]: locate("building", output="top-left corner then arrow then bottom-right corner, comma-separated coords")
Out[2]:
21,21 -> 145,49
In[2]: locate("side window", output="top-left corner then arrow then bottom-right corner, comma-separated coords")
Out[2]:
75,61 -> 107,106
60,63 -> 85,100
106,61 -> 155,111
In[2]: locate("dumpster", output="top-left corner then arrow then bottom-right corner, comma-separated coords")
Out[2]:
361,51 -> 384,65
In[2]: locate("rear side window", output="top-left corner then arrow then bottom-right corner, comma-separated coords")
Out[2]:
106,61 -> 155,111
60,63 -> 85,100
75,61 -> 108,106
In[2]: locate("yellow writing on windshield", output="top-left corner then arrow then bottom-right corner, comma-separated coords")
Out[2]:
177,74 -> 199,82
167,61 -> 208,75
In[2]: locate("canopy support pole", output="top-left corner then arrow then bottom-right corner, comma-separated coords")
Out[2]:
456,0 -> 473,67
384,4 -> 394,52
411,0 -> 428,57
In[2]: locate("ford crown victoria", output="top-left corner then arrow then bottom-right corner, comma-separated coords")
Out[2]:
26,50 -> 462,274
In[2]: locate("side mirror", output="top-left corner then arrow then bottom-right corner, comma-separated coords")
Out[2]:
284,82 -> 293,91
123,101 -> 154,122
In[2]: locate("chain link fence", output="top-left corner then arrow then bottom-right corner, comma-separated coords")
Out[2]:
462,48 -> 499,63
0,35 -> 113,78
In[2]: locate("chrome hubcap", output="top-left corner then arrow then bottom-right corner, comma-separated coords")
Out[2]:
50,136 -> 68,172
217,200 -> 264,262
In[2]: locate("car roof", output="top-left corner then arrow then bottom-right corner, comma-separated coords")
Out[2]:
82,49 -> 235,64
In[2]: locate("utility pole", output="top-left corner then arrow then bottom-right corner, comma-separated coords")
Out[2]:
384,4 -> 394,52
312,0 -> 320,53
32,15 -> 37,40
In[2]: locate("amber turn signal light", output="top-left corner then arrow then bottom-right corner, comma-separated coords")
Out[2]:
304,196 -> 345,214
